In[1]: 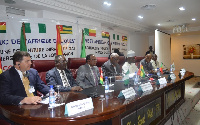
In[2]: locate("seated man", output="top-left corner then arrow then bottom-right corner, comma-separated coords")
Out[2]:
138,54 -> 154,74
150,54 -> 160,69
122,50 -> 138,76
102,53 -> 122,79
46,55 -> 82,92
0,51 -> 49,105
76,54 -> 100,89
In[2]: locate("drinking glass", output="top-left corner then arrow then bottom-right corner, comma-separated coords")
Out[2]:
56,85 -> 62,104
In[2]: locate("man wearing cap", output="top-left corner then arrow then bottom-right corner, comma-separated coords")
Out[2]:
122,50 -> 138,76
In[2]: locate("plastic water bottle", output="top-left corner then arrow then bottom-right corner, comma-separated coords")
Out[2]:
157,68 -> 160,77
134,72 -> 138,85
49,85 -> 55,107
105,76 -> 109,93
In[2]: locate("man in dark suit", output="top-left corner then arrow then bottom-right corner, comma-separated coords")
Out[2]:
101,53 -> 122,80
138,54 -> 155,74
46,55 -> 82,92
76,54 -> 100,89
0,51 -> 49,105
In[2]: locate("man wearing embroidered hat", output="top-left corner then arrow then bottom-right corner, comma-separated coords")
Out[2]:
122,50 -> 138,76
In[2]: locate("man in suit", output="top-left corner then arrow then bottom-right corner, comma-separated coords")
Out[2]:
46,55 -> 82,92
102,53 -> 122,79
76,54 -> 100,89
138,54 -> 154,74
0,51 -> 49,105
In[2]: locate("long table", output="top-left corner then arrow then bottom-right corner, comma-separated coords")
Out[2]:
0,71 -> 194,125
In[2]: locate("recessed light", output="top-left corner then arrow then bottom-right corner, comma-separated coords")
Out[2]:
179,7 -> 185,11
103,2 -> 111,6
138,15 -> 143,19
158,24 -> 161,26
192,18 -> 196,21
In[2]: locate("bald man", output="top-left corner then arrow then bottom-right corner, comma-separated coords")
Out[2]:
101,53 -> 122,79
138,54 -> 154,74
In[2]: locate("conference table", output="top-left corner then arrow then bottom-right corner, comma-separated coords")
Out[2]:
0,71 -> 194,125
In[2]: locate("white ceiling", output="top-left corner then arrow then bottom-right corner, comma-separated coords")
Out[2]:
1,0 -> 200,33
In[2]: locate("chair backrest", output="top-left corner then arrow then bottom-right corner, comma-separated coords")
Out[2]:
31,60 -> 55,72
135,56 -> 145,66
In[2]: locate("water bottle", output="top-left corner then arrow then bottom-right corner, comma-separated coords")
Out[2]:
49,85 -> 55,107
157,68 -> 160,77
134,72 -> 138,85
105,76 -> 109,93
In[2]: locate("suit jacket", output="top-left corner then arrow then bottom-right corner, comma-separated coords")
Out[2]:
46,67 -> 77,92
76,64 -> 100,89
0,66 -> 49,105
138,58 -> 154,73
101,60 -> 121,77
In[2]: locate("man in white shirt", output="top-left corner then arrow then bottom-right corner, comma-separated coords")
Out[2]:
122,50 -> 138,76
150,54 -> 160,69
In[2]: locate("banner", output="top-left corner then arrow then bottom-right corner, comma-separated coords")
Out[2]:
0,17 -> 127,71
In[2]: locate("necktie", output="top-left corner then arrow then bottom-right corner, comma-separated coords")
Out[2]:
91,67 -> 98,86
22,73 -> 34,97
61,70 -> 70,87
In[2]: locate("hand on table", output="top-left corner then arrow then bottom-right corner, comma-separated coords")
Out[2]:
20,96 -> 42,105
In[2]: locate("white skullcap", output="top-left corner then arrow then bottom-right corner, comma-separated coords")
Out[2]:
127,50 -> 135,57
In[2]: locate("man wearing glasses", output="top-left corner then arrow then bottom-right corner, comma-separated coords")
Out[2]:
46,55 -> 82,92
76,54 -> 100,89
102,53 -> 122,80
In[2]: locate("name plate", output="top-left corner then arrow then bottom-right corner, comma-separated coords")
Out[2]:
65,97 -> 94,116
158,77 -> 167,85
140,82 -> 153,92
122,87 -> 136,99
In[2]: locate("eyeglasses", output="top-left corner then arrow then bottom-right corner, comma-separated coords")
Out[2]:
58,60 -> 67,63
113,57 -> 119,61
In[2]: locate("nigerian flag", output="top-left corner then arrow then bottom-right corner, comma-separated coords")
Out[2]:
123,69 -> 130,85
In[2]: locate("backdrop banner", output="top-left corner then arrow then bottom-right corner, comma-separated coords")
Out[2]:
0,17 -> 127,71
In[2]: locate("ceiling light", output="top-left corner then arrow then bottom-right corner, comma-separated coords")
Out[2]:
192,18 -> 196,21
179,7 -> 185,11
157,24 -> 161,26
138,15 -> 143,19
103,2 -> 111,6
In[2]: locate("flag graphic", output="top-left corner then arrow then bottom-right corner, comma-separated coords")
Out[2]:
56,26 -> 63,55
38,23 -> 46,33
0,56 -> 2,74
113,34 -> 115,40
140,64 -> 145,78
100,68 -> 103,85
123,70 -> 130,85
20,22 -> 27,51
84,28 -> 96,37
0,22 -> 6,33
160,62 -> 163,74
102,31 -> 109,38
57,25 -> 72,34
80,29 -> 86,58
122,36 -> 127,41
117,35 -> 119,40
24,23 -> 31,33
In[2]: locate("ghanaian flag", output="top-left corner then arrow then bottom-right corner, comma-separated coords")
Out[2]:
0,22 -> 6,33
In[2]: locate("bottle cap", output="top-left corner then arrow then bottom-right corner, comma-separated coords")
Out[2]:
50,85 -> 53,89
